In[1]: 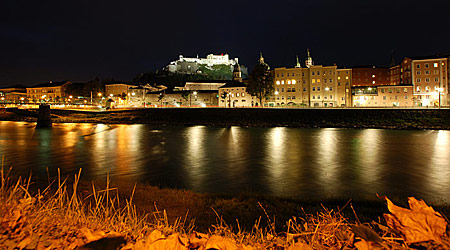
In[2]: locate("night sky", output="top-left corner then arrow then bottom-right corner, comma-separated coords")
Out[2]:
1,0 -> 449,86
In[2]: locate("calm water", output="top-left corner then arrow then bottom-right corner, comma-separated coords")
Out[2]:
1,121 -> 449,202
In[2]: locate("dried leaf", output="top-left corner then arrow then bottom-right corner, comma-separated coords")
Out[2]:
148,233 -> 186,250
205,235 -> 237,250
351,224 -> 382,243
188,231 -> 208,250
383,197 -> 447,244
287,242 -> 313,250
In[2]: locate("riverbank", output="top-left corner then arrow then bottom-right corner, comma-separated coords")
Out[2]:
2,107 -> 450,129
2,170 -> 450,249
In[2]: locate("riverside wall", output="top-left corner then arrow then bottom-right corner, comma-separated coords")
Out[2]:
46,108 -> 450,130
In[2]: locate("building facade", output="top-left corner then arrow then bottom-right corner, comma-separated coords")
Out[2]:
352,85 -> 413,107
352,66 -> 390,87
26,81 -> 70,103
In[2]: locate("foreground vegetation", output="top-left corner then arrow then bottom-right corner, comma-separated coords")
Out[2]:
1,166 -> 450,249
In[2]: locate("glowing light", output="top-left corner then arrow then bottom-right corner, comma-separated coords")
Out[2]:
325,87 -> 330,91
201,103 -> 207,107
97,93 -> 102,97
274,91 -> 279,95
292,80 -> 296,84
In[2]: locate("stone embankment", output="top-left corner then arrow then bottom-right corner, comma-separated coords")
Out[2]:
2,107 -> 450,130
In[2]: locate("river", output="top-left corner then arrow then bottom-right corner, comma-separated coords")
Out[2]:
1,121 -> 449,203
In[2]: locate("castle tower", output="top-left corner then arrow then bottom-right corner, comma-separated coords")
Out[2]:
233,62 -> 243,82
295,55 -> 301,68
305,49 -> 314,68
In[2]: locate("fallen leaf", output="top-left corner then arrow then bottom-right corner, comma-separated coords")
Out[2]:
148,233 -> 187,250
383,197 -> 447,244
287,242 -> 313,250
205,235 -> 237,250
351,224 -> 382,243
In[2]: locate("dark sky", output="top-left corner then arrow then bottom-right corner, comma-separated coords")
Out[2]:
1,0 -> 449,86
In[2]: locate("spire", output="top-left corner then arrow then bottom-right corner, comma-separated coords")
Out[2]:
390,50 -> 396,67
295,55 -> 301,68
233,62 -> 242,82
259,52 -> 264,64
305,48 -> 313,68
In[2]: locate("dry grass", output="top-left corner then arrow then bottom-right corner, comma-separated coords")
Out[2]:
1,163 -> 450,249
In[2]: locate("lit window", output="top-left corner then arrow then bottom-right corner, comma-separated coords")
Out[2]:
345,76 -> 349,80
288,80 -> 291,84
372,75 -> 375,78
434,63 -> 438,68
338,76 -> 341,80
425,63 -> 429,68
276,81 -> 280,85
242,93 -> 245,97
317,79 -> 321,83
281,80 -> 285,85
372,81 -> 375,84
312,79 -> 316,83
292,80 -> 296,84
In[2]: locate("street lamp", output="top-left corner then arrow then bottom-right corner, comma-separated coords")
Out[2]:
436,88 -> 443,109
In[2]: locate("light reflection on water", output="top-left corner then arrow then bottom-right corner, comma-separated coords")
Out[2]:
1,121 -> 450,203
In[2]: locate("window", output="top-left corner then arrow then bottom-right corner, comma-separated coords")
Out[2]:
276,81 -> 280,85
425,70 -> 430,75
381,89 -> 385,93
435,77 -> 439,82
303,88 -> 306,92
317,79 -> 321,83
416,64 -> 420,69
425,78 -> 430,83
317,95 -> 321,99
425,86 -> 430,92
312,87 -> 316,91
425,63 -> 429,68
330,95 -> 333,99
372,81 -> 375,84
288,80 -> 291,84
312,79 -> 316,83
416,78 -> 421,83
312,95 -> 315,99
324,79 -> 327,83
281,88 -> 284,92
312,72 -> 315,75
292,96 -> 296,99
287,88 -> 291,92
330,79 -> 333,83
372,75 -> 375,78
403,88 -> 408,93
292,80 -> 296,84
388,89 -> 393,93
236,93 -> 240,97
383,96 -> 387,100
345,76 -> 349,80
287,73 -> 290,77
417,71 -> 421,75
281,80 -> 285,85
317,71 -> 320,75
338,76 -> 341,80
242,93 -> 245,97
416,86 -> 421,92
281,74 -> 284,77
292,88 -> 296,92
404,96 -> 408,99
317,87 -> 321,91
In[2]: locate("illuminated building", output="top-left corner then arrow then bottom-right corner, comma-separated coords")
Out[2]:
273,49 -> 350,107
165,54 -> 240,74
26,81 -> 70,103
352,66 -> 390,87
352,85 -> 413,107
0,85 -> 27,103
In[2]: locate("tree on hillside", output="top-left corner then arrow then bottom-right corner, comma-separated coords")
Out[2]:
247,53 -> 274,106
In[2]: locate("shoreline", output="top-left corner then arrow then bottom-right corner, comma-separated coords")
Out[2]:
1,107 -> 450,130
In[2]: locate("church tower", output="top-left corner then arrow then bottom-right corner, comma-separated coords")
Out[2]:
305,49 -> 314,68
232,62 -> 243,82
295,55 -> 301,68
